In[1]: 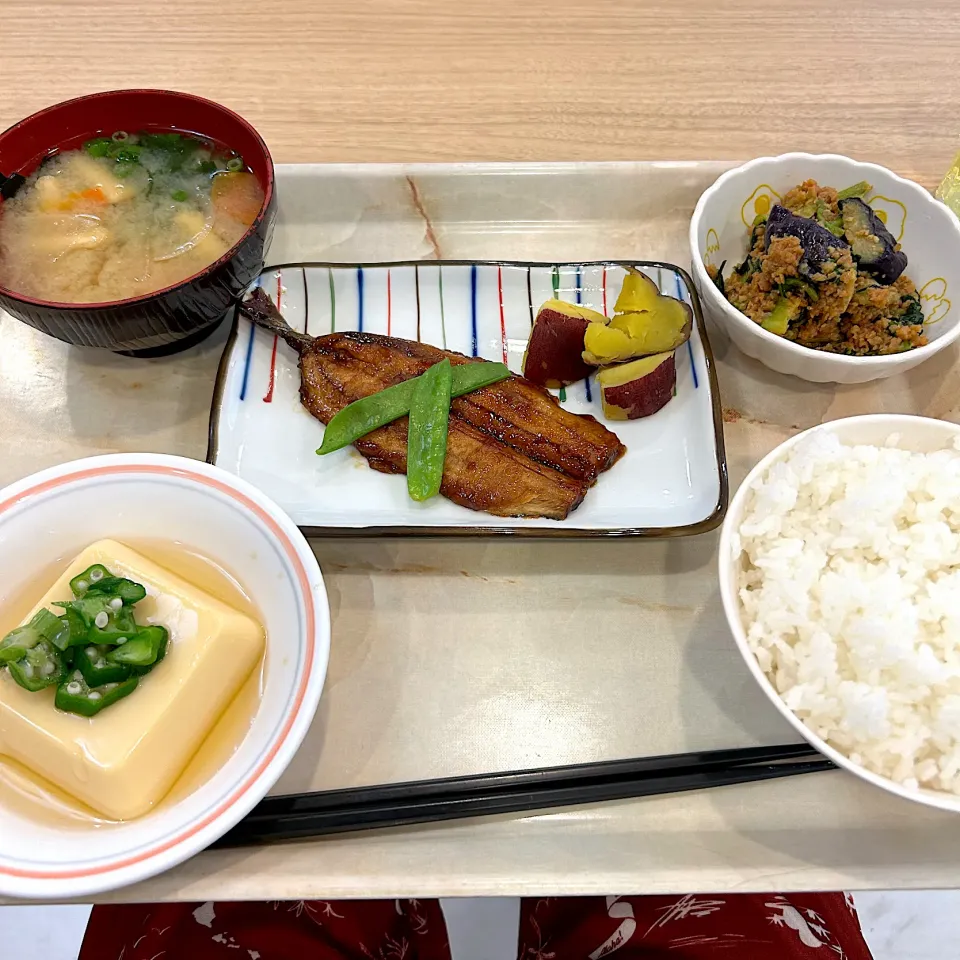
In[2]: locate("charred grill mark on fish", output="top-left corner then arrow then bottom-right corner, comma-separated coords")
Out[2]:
240,287 -> 625,520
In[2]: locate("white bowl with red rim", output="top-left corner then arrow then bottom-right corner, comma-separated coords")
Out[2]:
0,453 -> 330,899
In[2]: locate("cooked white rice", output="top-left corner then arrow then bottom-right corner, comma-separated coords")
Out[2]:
735,429 -> 960,794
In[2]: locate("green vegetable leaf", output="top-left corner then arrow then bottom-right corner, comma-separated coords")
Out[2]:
892,294 -> 924,326
84,138 -> 113,158
781,277 -> 820,302
837,181 -> 872,202
110,145 -> 142,164
139,132 -> 184,151
815,199 -> 845,237
712,260 -> 726,295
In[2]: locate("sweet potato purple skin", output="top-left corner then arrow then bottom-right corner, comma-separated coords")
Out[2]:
522,305 -> 595,387
599,353 -> 676,420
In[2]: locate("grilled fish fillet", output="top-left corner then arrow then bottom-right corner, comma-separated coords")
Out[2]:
241,288 -> 626,520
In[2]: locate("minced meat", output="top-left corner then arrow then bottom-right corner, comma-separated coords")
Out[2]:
708,179 -> 925,356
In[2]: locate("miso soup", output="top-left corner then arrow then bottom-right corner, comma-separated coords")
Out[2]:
0,129 -> 265,303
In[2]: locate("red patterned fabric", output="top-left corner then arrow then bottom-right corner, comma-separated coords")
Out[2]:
80,894 -> 872,959
518,894 -> 872,959
79,899 -> 450,960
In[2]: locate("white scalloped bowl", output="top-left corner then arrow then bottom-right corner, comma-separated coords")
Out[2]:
0,454 -> 330,899
719,415 -> 960,813
690,153 -> 960,383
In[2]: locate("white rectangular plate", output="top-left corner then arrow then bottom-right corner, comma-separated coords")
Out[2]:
209,259 -> 726,535
210,259 -> 726,535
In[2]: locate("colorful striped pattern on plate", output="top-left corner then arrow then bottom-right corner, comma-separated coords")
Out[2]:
209,260 -> 726,537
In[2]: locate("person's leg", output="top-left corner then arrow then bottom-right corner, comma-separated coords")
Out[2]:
80,899 -> 451,960
518,893 -> 873,959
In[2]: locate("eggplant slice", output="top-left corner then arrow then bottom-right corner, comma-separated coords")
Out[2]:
764,204 -> 849,277
839,197 -> 908,285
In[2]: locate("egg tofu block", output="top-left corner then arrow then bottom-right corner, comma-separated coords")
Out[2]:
0,540 -> 264,819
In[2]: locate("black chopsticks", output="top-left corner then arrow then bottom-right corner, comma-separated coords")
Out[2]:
214,743 -> 834,849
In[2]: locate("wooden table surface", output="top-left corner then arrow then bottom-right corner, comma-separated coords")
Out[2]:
4,0 -> 960,905
1,0 -> 958,189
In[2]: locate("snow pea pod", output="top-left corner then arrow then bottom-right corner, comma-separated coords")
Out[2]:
316,361 -> 511,455
407,359 -> 452,502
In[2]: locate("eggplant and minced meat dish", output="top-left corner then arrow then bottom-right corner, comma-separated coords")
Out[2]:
708,179 -> 925,356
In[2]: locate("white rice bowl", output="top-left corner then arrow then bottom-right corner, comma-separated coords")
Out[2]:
719,415 -> 960,810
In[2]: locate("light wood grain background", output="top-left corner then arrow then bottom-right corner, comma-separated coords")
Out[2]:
3,0 -> 960,903
1,0 -> 956,188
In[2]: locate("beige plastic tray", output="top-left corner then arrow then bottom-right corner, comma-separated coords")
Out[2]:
3,162 -> 960,903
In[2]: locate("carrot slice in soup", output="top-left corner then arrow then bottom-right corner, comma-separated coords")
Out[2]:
56,187 -> 107,211
211,172 -> 264,227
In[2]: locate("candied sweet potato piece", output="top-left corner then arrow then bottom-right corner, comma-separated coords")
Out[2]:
522,299 -> 607,387
613,269 -> 660,314
598,352 -> 677,420
583,298 -> 692,365
582,270 -> 692,366
582,323 -> 635,365
611,296 -> 691,350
